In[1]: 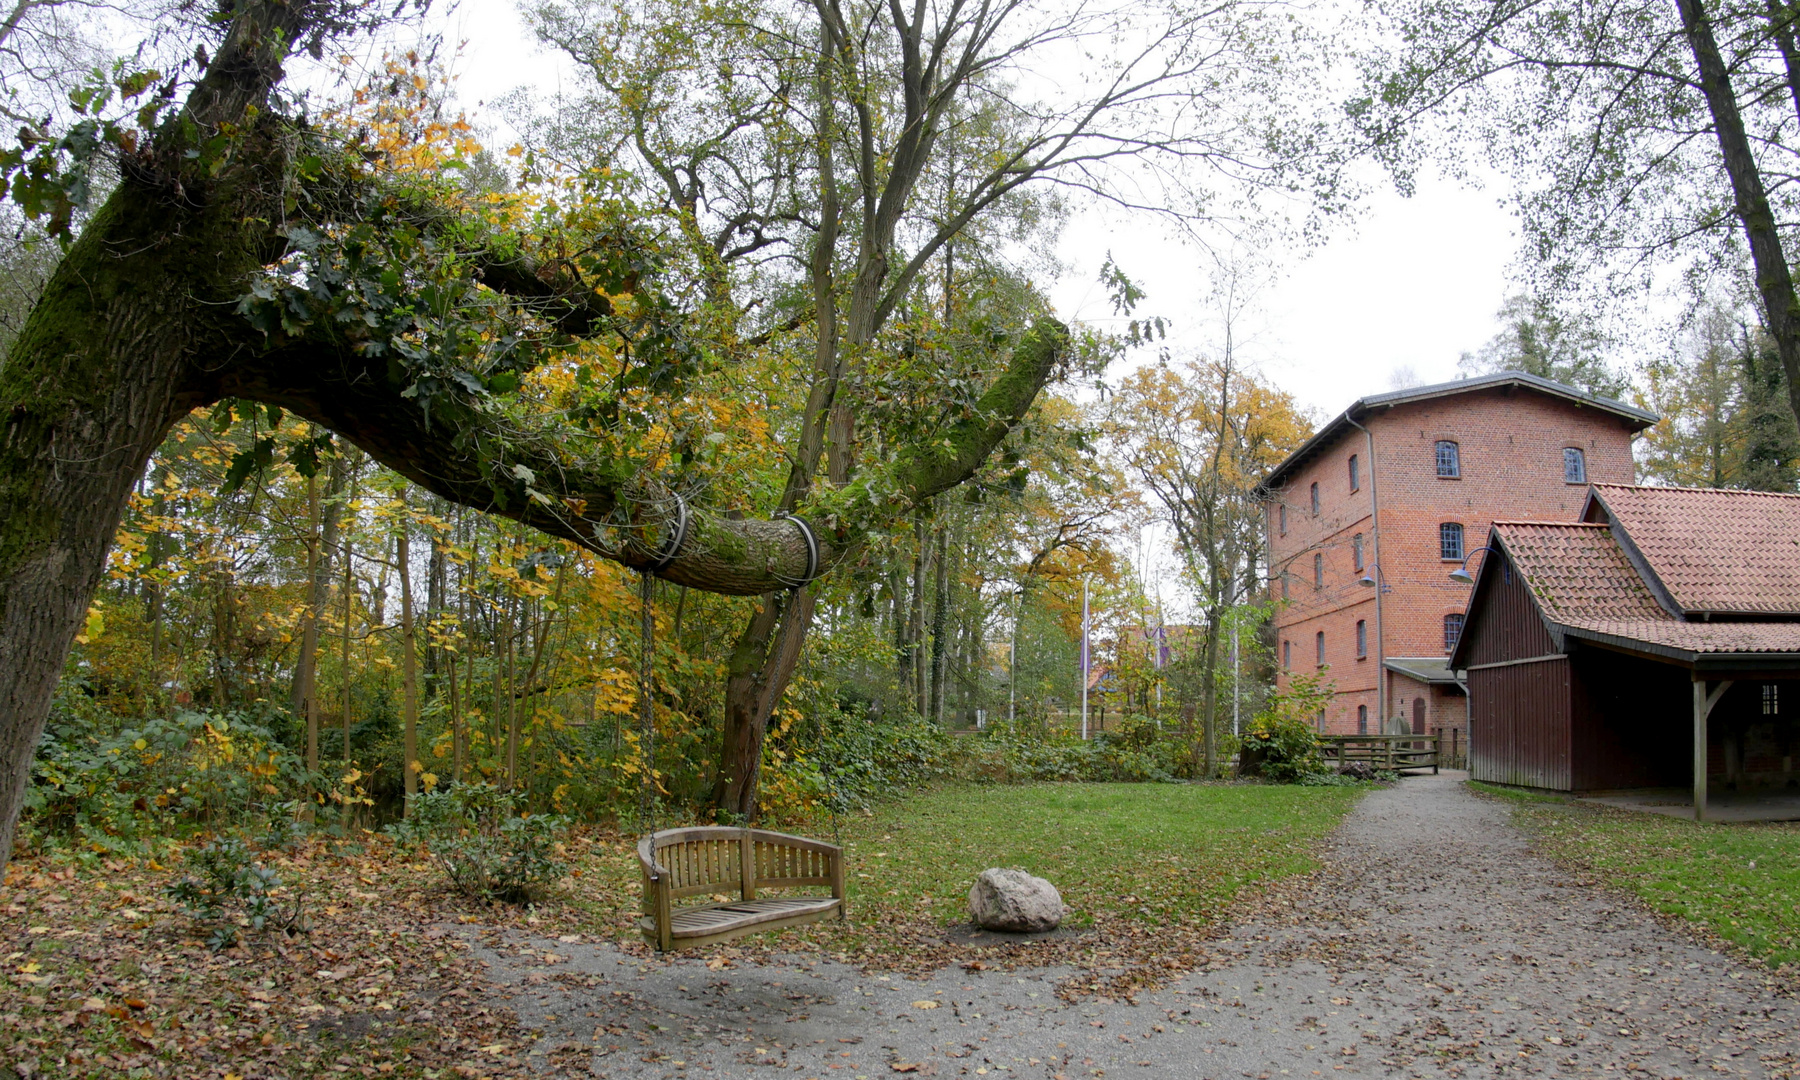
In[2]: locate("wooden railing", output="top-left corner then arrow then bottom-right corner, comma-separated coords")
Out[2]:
1320,733 -> 1440,773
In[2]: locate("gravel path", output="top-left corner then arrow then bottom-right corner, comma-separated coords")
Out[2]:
464,773 -> 1798,1079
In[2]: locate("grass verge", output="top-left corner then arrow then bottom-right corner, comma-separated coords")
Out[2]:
1490,794 -> 1800,974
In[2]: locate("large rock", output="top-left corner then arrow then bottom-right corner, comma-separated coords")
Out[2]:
968,868 -> 1065,933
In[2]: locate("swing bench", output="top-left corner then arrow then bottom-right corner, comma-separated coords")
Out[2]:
638,827 -> 845,951
630,504 -> 846,952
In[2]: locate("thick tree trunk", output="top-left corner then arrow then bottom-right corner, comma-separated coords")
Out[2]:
1678,0 -> 1800,431
0,148 -> 275,861
712,588 -> 815,820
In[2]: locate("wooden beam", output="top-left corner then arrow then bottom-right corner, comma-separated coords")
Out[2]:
1693,679 -> 1734,822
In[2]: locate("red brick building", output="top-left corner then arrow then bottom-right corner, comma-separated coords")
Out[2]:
1260,373 -> 1656,744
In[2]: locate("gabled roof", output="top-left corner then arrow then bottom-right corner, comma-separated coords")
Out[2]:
1261,372 -> 1658,492
1585,484 -> 1800,616
1450,514 -> 1800,669
1493,522 -> 1665,624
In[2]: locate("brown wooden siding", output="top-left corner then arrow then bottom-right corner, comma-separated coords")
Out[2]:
1470,657 -> 1572,789
1460,552 -> 1557,667
1568,647 -> 1690,790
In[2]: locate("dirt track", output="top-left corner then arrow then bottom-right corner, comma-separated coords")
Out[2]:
463,772 -> 1799,1078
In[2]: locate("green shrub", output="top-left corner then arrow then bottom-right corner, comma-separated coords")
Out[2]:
164,836 -> 308,951
1239,669 -> 1333,783
1238,712 -> 1324,782
388,783 -> 570,904
27,701 -> 311,852
964,717 -> 1188,784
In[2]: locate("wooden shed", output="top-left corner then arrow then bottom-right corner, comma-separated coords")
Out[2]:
1449,485 -> 1800,818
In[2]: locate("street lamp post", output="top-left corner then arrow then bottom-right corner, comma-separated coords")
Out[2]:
1447,546 -> 1503,585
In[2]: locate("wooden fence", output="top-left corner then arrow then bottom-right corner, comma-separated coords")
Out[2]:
1320,733 -> 1440,773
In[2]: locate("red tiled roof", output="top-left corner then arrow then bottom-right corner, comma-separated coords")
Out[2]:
1490,522 -> 1666,623
1490,519 -> 1800,656
1588,483 -> 1800,615
1560,618 -> 1800,655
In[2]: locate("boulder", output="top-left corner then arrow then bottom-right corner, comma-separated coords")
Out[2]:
968,868 -> 1065,933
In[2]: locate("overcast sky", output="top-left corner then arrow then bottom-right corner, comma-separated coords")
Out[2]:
435,0 -> 1534,423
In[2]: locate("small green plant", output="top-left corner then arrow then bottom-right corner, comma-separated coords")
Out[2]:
1240,669 -> 1334,782
164,836 -> 308,950
389,783 -> 570,904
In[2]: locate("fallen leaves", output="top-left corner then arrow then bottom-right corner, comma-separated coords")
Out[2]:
0,834 -> 521,1079
910,999 -> 939,1009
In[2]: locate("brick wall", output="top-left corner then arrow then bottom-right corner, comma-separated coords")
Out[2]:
1268,386 -> 1639,735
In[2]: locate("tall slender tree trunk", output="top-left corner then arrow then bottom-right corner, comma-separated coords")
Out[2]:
397,493 -> 419,812
503,595 -> 518,787
929,516 -> 952,725
295,446 -> 346,773
340,476 -> 356,766
911,513 -> 929,715
144,465 -> 170,677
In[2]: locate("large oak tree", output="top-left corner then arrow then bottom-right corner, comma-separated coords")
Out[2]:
0,0 -> 1073,864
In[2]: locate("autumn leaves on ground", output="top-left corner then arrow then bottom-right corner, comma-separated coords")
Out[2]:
1,782 -> 1363,1079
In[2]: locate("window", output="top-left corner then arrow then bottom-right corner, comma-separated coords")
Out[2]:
1563,447 -> 1587,483
1435,440 -> 1461,478
1764,684 -> 1780,715
1313,552 -> 1323,588
1310,481 -> 1320,514
1352,533 -> 1364,572
1356,619 -> 1367,658
1444,613 -> 1465,653
1348,454 -> 1360,491
1281,572 -> 1290,599
1279,503 -> 1287,534
1283,640 -> 1292,670
1315,630 -> 1326,667
1440,522 -> 1465,561
1357,704 -> 1368,734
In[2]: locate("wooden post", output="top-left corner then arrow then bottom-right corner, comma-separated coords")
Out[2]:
1694,679 -> 1734,823
740,830 -> 757,901
1694,680 -> 1708,823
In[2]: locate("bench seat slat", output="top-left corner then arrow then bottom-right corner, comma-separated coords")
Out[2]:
638,897 -> 841,940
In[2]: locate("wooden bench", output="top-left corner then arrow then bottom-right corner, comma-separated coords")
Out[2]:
637,827 -> 845,952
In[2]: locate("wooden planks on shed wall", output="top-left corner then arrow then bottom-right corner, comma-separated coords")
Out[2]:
1471,657 -> 1572,790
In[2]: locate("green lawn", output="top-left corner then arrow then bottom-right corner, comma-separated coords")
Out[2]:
1480,786 -> 1800,973
835,781 -> 1361,933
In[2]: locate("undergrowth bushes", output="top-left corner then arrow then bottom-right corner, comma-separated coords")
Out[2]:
23,680 -> 374,857
387,784 -> 570,904
964,715 -> 1198,783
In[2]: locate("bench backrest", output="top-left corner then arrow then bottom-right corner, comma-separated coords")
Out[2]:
640,826 -> 839,901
